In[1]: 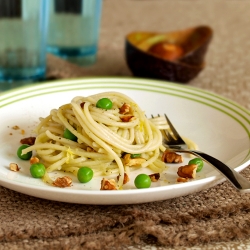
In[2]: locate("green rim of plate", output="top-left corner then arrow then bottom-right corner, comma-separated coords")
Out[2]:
0,77 -> 250,135
1,77 -> 250,151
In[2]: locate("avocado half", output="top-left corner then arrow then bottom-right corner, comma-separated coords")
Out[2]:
125,25 -> 213,83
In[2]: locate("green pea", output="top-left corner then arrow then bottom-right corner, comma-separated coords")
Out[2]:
30,163 -> 46,178
63,128 -> 77,141
188,158 -> 204,172
17,144 -> 32,160
134,174 -> 151,189
96,98 -> 113,110
130,154 -> 141,158
77,167 -> 94,183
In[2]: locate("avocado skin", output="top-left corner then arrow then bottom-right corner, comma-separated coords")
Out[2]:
179,27 -> 212,67
125,25 -> 213,83
125,40 -> 204,84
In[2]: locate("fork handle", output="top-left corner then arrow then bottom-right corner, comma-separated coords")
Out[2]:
176,149 -> 250,192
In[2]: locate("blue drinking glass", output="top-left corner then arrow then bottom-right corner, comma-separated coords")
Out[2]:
0,0 -> 49,85
46,0 -> 102,66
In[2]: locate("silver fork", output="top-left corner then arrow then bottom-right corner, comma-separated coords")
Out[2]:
156,114 -> 250,192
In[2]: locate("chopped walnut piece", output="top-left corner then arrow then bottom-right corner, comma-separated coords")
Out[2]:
100,178 -> 117,190
119,103 -> 131,114
12,125 -> 19,130
120,115 -> 135,122
161,150 -> 183,163
123,154 -> 130,163
123,154 -> 146,167
9,163 -> 20,172
86,146 -> 95,152
20,137 -> 36,145
53,176 -> 72,188
149,173 -> 160,182
177,177 -> 189,183
117,173 -> 130,184
177,164 -> 197,179
30,157 -> 39,165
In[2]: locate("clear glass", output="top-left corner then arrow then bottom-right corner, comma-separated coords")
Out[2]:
0,0 -> 48,86
47,0 -> 102,66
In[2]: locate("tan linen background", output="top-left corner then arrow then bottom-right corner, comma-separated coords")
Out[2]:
1,0 -> 250,249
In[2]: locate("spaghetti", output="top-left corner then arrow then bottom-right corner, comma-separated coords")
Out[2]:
22,92 -> 168,188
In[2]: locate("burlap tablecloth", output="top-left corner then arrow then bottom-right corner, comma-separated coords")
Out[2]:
1,0 -> 250,249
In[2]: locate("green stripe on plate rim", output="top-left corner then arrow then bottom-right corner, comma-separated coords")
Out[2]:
1,77 -> 250,162
0,77 -> 249,114
0,77 -> 249,131
1,77 -> 250,123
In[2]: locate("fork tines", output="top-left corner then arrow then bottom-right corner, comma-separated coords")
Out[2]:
164,114 -> 181,139
150,114 -> 169,130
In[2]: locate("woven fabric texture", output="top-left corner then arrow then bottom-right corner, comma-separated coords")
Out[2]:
1,0 -> 250,249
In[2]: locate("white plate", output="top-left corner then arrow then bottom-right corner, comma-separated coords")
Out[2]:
0,77 -> 250,205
